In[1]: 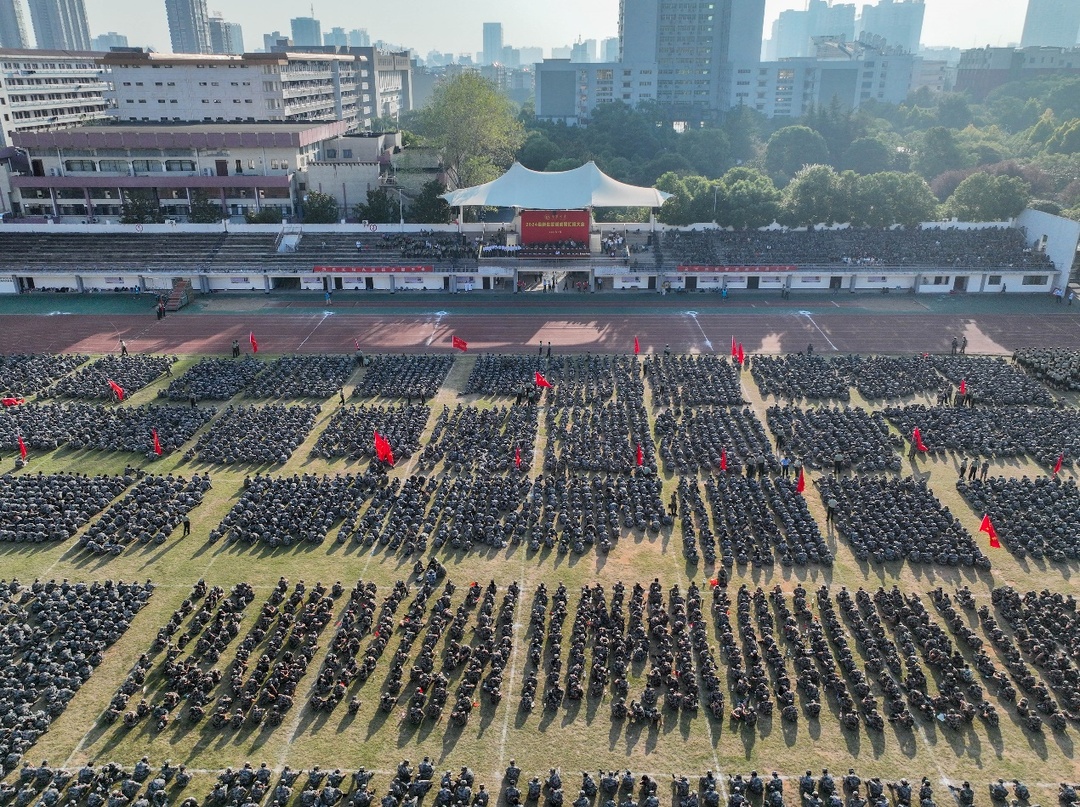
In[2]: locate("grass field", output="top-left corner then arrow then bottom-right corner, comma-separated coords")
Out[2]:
3,350 -> 1079,805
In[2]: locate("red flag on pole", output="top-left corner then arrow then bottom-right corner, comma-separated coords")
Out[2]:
107,378 -> 125,401
959,378 -> 967,396
634,336 -> 640,355
912,427 -> 928,452
731,335 -> 737,359
737,344 -> 745,365
796,467 -> 805,493
979,513 -> 1001,549
17,435 -> 26,460
249,331 -> 258,354
720,449 -> 727,472
1,397 -> 24,407
1054,453 -> 1063,474
452,335 -> 468,352
515,446 -> 521,469
353,338 -> 360,351
152,429 -> 162,456
636,443 -> 644,467
374,431 -> 394,466
535,371 -> 552,388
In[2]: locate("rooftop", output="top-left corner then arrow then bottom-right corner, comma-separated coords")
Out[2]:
12,121 -> 351,150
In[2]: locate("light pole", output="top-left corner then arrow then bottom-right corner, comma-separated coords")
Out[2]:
397,187 -> 404,232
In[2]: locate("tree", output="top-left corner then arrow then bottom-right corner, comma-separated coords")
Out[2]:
245,208 -> 283,224
764,126 -> 830,185
781,165 -> 855,227
655,172 -> 694,225
302,190 -> 340,224
517,132 -> 562,171
841,137 -> 896,175
945,173 -> 1031,221
407,180 -> 452,224
676,128 -> 732,179
188,190 -> 223,223
352,187 -> 399,224
853,172 -> 939,227
414,73 -> 525,187
715,168 -> 781,229
119,189 -> 163,224
913,126 -> 967,179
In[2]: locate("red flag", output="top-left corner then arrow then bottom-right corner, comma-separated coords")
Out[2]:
708,577 -> 719,587
796,467 -> 805,493
452,335 -> 468,352
1054,454 -> 1063,474
107,378 -> 125,401
152,429 -> 162,456
535,371 -> 552,388
353,338 -> 360,351
731,335 -> 737,359
633,337 -> 640,355
249,331 -> 258,354
979,514 -> 1001,549
737,344 -> 745,365
636,443 -> 644,467
17,435 -> 26,460
959,378 -> 967,396
720,449 -> 727,472
374,431 -> 394,466
1,397 -> 24,407
515,446 -> 521,469
912,427 -> 928,452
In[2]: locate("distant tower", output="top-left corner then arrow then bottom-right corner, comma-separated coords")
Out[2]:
0,0 -> 29,48
1021,0 -> 1080,48
165,0 -> 211,53
482,21 -> 503,64
27,0 -> 91,49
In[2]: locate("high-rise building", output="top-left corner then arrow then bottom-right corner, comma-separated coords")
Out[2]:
208,14 -> 242,54
482,22 -> 502,64
768,0 -> 856,60
27,0 -> 91,49
323,26 -> 346,47
601,36 -> 619,62
290,16 -> 321,47
263,30 -> 289,51
0,0 -> 29,48
519,45 -> 543,65
856,0 -> 924,54
1020,0 -> 1080,48
92,30 -> 128,50
165,0 -> 211,53
618,0 -> 765,116
347,28 -> 369,47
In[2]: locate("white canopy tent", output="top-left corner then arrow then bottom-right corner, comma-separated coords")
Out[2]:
440,161 -> 673,209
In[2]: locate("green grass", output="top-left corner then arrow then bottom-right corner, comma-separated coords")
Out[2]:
4,353 -> 1079,803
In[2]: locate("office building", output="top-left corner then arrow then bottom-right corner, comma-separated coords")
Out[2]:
263,31 -> 289,51
290,16 -> 321,47
27,0 -> 91,50
482,22 -> 502,64
0,0 -> 29,48
0,47 -> 110,146
601,37 -> 619,62
166,0 -> 211,54
92,31 -> 128,50
618,0 -> 766,118
535,60 -> 658,123
519,46 -> 543,66
323,26 -> 346,47
856,0 -> 923,54
956,45 -> 1080,98
1020,0 -> 1080,49
767,0 -> 856,60
209,15 -> 243,54
570,40 -> 592,62
347,28 -> 368,47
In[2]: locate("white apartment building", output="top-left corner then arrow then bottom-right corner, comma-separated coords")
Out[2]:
0,47 -> 111,146
535,59 -> 657,123
102,49 -> 369,132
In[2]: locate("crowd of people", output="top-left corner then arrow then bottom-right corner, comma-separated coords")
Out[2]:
646,356 -> 745,409
40,355 -> 176,401
381,232 -> 476,263
162,357 -> 263,401
246,356 -> 354,400
0,579 -> 153,776
662,227 -> 1056,271
767,406 -> 901,474
419,404 -> 538,474
0,354 -> 88,397
0,472 -> 129,543
313,404 -> 430,462
929,357 -> 1055,407
354,356 -> 454,401
815,476 -> 991,567
956,477 -> 1080,562
77,473 -> 211,555
191,405 -> 319,465
884,405 -> 1079,470
1014,348 -> 1080,391
654,408 -> 775,476
545,401 -> 655,474
751,357 -> 851,402
831,356 -> 944,401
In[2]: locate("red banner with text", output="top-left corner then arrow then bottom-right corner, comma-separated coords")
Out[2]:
520,210 -> 590,245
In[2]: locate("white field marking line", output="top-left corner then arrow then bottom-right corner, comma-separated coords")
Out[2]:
296,311 -> 333,350
685,311 -> 714,351
495,559 -> 528,773
798,310 -> 838,352
426,311 -> 449,347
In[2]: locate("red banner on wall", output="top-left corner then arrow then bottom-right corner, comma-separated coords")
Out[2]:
313,266 -> 434,273
520,210 -> 590,245
677,265 -> 797,273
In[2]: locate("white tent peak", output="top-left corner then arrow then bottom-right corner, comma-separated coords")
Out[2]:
440,161 -> 673,210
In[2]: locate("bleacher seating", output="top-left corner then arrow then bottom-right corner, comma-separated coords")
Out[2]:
291,232 -> 477,268
0,232 -> 228,272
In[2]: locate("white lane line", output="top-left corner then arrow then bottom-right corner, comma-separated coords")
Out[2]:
426,311 -> 448,347
685,311 -> 714,351
799,310 -> 838,352
296,311 -> 333,350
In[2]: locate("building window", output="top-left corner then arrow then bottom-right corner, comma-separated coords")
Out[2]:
98,159 -> 127,172
63,159 -> 96,172
988,275 -> 1002,286
1022,275 -> 1048,286
341,149 -> 352,158
165,159 -> 195,172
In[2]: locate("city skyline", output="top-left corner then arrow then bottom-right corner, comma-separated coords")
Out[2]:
62,0 -> 1027,55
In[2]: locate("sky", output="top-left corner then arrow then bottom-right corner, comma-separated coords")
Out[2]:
80,0 -> 1027,55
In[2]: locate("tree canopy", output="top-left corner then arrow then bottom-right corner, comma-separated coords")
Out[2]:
302,191 -> 340,224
